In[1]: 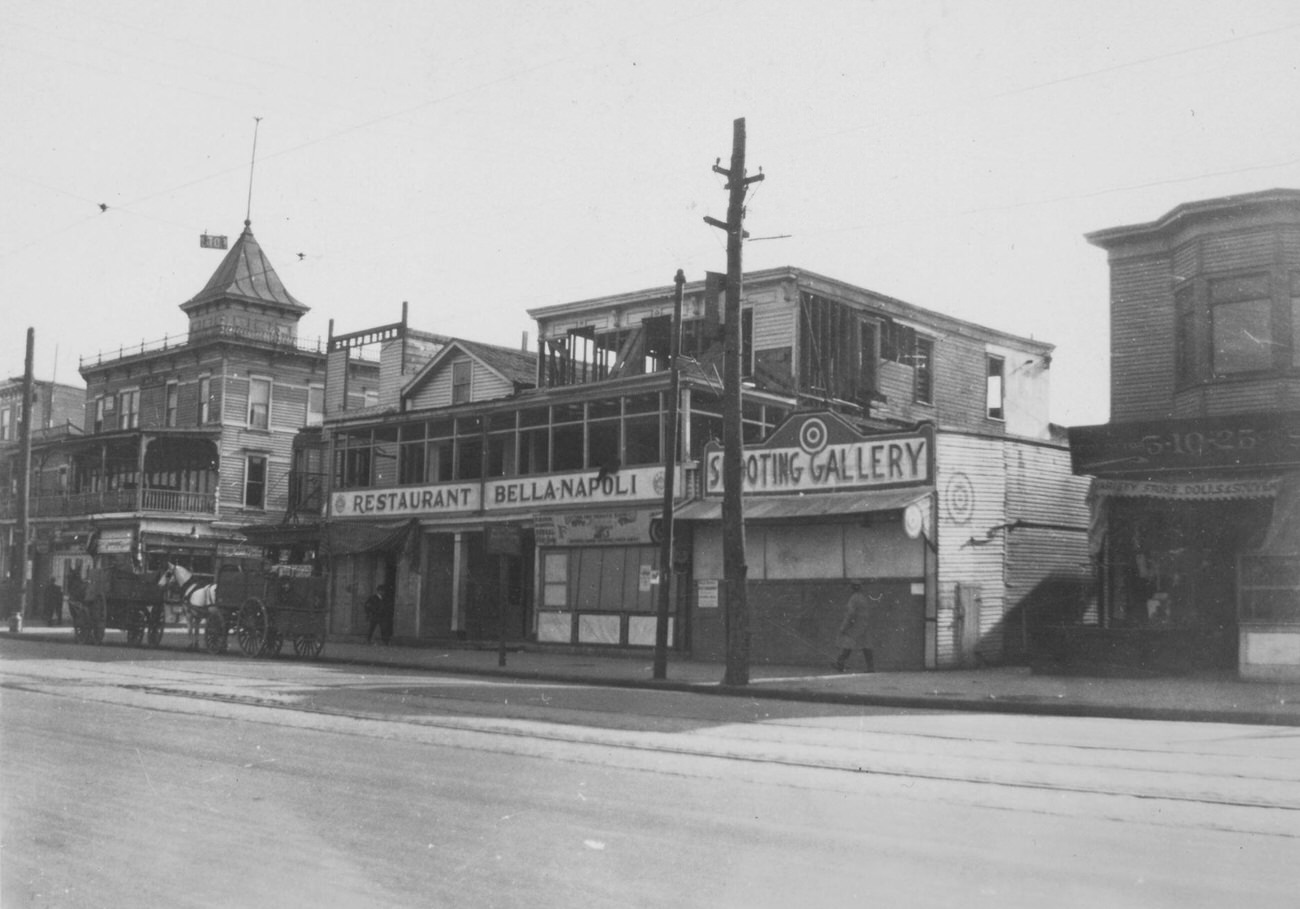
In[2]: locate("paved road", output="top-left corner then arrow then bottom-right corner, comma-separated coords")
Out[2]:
3,645 -> 1297,908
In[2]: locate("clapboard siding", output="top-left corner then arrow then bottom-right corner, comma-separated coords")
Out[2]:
935,433 -> 1008,666
1110,255 -> 1176,421
1202,228 -> 1276,271
405,355 -> 515,410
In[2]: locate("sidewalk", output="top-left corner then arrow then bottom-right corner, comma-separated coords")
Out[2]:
7,622 -> 1300,726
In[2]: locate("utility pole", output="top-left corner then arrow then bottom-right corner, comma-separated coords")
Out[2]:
705,118 -> 763,686
17,328 -> 35,619
653,269 -> 686,680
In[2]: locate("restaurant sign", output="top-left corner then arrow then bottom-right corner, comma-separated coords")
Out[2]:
703,413 -> 933,496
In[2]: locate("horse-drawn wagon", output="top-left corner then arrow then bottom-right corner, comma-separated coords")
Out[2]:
69,566 -> 167,647
162,561 -> 327,659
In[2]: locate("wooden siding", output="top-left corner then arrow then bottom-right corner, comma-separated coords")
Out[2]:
405,355 -> 515,409
935,433 -> 1008,666
1109,254 -> 1176,421
1202,228 -> 1277,271
1002,443 -> 1094,657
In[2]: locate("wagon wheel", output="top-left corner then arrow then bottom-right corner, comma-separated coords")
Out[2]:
263,628 -> 284,657
204,611 -> 229,654
146,605 -> 166,648
125,606 -> 147,647
89,595 -> 107,645
70,602 -> 89,644
293,635 -> 324,659
237,598 -> 268,657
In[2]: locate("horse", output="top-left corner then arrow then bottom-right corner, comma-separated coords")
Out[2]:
159,562 -> 219,651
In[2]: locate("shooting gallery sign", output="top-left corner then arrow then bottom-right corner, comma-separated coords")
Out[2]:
703,413 -> 934,496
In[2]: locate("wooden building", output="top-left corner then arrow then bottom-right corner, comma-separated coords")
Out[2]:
11,220 -> 376,599
321,267 -> 1091,669
1069,189 -> 1300,679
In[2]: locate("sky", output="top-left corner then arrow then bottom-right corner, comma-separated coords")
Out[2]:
3,0 -> 1299,427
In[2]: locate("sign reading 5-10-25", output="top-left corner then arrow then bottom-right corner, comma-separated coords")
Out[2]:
703,413 -> 933,496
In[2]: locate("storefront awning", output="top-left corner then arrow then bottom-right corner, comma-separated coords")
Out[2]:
238,522 -> 326,548
1259,477 -> 1300,556
672,488 -> 931,522
1091,476 -> 1283,500
327,518 -> 420,555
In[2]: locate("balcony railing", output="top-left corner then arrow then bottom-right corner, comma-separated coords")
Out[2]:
80,323 -> 327,370
10,489 -> 218,519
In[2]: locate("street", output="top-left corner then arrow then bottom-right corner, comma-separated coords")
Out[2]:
2,638 -> 1298,908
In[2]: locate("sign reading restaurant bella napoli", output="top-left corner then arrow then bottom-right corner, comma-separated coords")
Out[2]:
331,465 -> 670,518
703,412 -> 934,496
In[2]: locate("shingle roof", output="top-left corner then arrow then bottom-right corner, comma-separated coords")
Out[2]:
181,221 -> 307,313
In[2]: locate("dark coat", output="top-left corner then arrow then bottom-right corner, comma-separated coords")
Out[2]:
836,590 -> 872,649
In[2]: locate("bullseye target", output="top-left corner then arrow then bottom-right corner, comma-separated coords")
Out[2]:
798,418 -> 829,454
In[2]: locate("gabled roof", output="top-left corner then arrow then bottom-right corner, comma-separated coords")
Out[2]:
180,220 -> 307,314
401,338 -> 537,403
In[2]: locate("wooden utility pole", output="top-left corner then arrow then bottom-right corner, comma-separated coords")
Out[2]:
705,118 -> 763,686
17,328 -> 35,618
653,269 -> 686,680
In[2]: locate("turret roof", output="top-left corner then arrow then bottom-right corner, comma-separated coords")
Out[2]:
180,220 -> 307,314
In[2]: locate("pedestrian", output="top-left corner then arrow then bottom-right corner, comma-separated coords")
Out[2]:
44,577 -> 63,626
364,583 -> 392,645
833,580 -> 874,673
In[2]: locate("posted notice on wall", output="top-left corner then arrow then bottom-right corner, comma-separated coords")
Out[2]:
697,579 -> 719,609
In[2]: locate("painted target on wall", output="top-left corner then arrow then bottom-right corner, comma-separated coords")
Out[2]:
797,417 -> 829,454
943,472 -> 976,525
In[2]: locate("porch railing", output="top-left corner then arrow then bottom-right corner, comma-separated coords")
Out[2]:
13,489 -> 218,518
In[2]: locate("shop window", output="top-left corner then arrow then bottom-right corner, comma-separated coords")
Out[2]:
986,355 -> 1005,421
1211,274 -> 1272,375
244,455 -> 267,508
1240,555 -> 1300,625
543,552 -> 568,607
248,377 -> 271,429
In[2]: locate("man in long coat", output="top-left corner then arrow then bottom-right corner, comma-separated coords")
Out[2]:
833,580 -> 874,673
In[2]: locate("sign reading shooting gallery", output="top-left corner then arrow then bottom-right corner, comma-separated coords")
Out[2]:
703,413 -> 934,496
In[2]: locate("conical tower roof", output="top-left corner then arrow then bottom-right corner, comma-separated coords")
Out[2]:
180,220 -> 307,315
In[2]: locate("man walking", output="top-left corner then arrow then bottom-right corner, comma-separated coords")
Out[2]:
833,580 -> 874,673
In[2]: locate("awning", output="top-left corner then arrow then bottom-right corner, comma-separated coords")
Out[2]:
1259,477 -> 1300,556
1092,476 -> 1282,501
327,518 -> 419,555
672,488 -> 931,522
238,522 -> 326,548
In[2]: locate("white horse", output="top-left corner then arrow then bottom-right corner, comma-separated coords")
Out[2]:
159,563 -> 219,651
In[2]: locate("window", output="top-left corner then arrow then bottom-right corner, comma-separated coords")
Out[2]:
197,377 -> 211,424
244,455 -> 267,508
986,355 -> 1005,421
118,389 -> 140,429
0,407 -> 10,441
914,337 -> 934,405
248,377 -> 271,429
94,397 -> 105,433
398,424 -> 427,485
307,385 -> 324,426
1211,274 -> 1272,375
165,382 -> 178,427
452,360 -> 472,404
